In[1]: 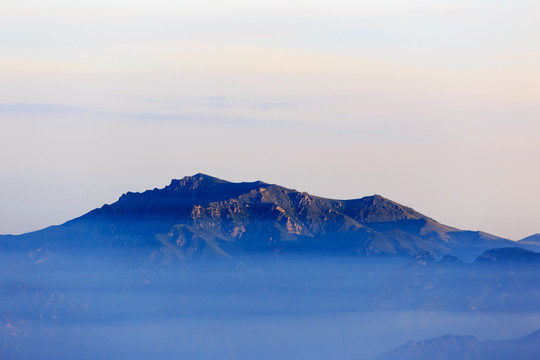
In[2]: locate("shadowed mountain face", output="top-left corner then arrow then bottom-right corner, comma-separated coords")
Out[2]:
375,328 -> 540,360
0,174 -> 517,260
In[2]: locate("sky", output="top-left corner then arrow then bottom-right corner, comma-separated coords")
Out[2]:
1,0 -> 539,240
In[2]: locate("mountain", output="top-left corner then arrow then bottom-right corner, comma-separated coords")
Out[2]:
475,246 -> 540,265
0,173 -> 519,261
376,247 -> 540,311
375,328 -> 540,360
518,233 -> 540,252
519,233 -> 540,244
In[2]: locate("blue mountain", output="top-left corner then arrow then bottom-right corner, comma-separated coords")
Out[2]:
0,173 -> 520,261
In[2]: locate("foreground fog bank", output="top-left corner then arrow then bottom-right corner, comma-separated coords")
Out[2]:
1,252 -> 539,359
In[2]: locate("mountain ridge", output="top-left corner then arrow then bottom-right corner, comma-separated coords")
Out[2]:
375,246 -> 540,311
0,173 -> 522,260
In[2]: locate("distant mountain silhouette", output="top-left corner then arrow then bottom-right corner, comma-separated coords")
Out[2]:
518,233 -> 540,252
0,173 -> 522,260
375,328 -> 540,360
376,247 -> 540,311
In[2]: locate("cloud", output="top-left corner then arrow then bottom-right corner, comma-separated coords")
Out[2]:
0,103 -> 88,114
202,96 -> 302,110
121,111 -> 252,125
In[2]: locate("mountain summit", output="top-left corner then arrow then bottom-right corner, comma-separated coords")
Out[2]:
0,174 -> 517,260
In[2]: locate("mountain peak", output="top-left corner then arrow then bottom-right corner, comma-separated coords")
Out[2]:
184,173 -> 220,182
520,233 -> 540,242
169,173 -> 225,189
344,194 -> 427,223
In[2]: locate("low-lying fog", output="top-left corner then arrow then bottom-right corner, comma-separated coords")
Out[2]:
1,252 -> 539,359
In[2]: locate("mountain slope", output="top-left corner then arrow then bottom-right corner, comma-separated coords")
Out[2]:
518,233 -> 540,252
0,173 -> 518,260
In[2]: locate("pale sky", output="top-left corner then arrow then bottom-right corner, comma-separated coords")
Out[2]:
1,0 -> 539,240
